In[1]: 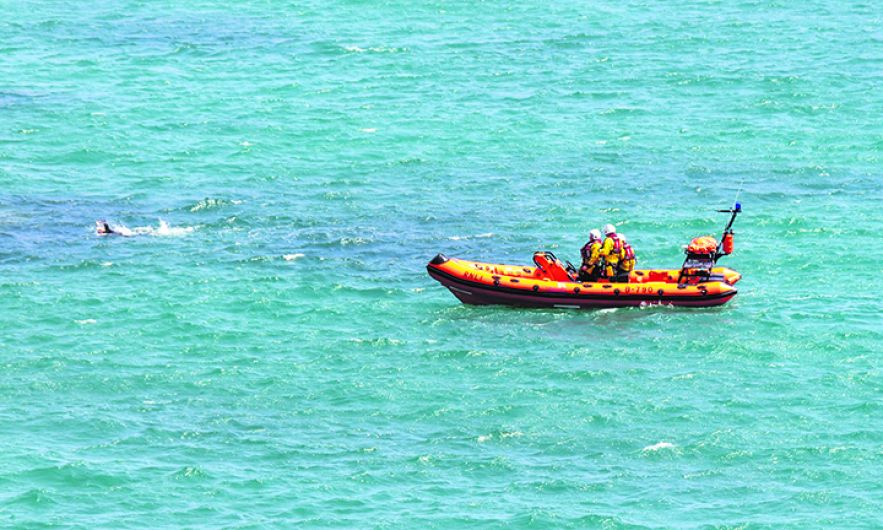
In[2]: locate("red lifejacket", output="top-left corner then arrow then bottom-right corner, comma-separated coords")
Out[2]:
605,233 -> 622,253
581,239 -> 600,262
622,242 -> 634,260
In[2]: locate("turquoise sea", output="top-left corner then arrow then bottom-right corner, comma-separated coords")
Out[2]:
1,1 -> 881,527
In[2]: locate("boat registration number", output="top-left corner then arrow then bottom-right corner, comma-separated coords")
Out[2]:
621,286 -> 658,295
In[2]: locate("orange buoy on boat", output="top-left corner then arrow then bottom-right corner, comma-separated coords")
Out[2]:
722,232 -> 734,255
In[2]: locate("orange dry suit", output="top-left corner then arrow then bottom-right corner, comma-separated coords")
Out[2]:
600,233 -> 622,277
619,240 -> 636,273
579,239 -> 603,280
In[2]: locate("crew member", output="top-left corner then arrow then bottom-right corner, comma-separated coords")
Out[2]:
578,229 -> 603,281
600,223 -> 622,278
618,234 -> 636,281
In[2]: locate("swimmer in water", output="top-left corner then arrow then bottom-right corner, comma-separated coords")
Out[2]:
95,220 -> 115,235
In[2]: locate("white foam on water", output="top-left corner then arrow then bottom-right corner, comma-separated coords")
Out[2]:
642,441 -> 675,452
343,45 -> 404,53
110,219 -> 195,237
477,434 -> 492,443
448,232 -> 495,241
283,253 -> 305,261
189,198 -> 243,212
75,319 -> 97,325
151,219 -> 194,236
339,237 -> 370,246
109,224 -> 134,237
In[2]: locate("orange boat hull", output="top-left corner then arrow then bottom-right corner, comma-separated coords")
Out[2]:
427,255 -> 739,309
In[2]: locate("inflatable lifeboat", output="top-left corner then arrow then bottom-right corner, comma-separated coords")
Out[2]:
427,204 -> 743,309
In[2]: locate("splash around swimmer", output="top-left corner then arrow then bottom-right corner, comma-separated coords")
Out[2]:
94,219 -> 194,237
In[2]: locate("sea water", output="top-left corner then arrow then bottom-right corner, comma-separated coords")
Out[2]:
1,1 -> 881,527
